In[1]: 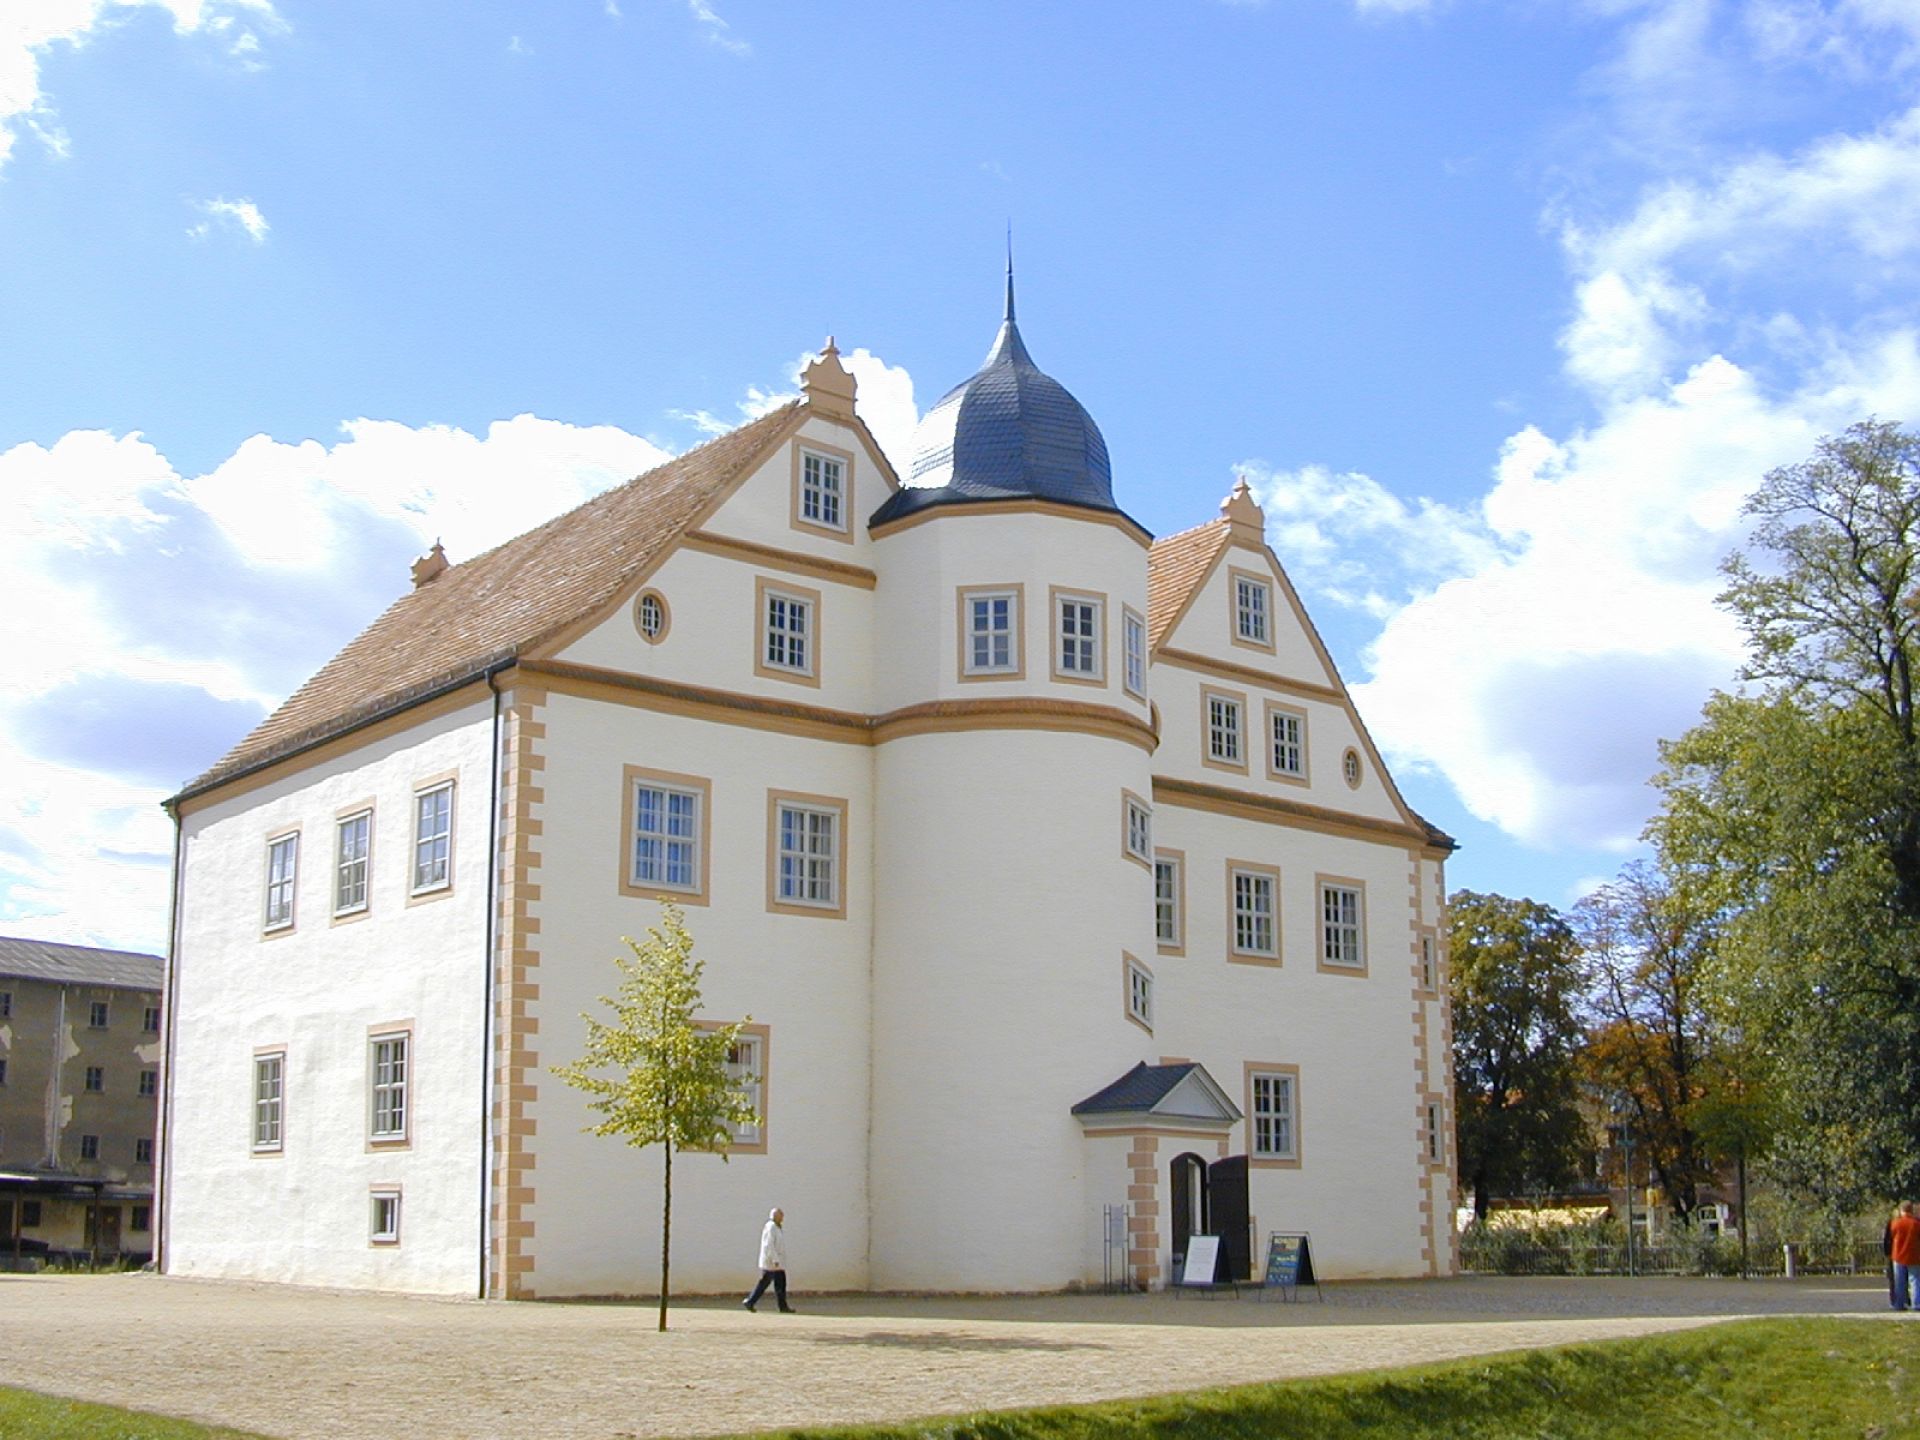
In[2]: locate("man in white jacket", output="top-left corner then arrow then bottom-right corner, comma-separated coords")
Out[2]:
742,1207 -> 795,1313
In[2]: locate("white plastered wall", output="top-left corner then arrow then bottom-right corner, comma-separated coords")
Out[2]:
517,690 -> 875,1297
166,698 -> 494,1294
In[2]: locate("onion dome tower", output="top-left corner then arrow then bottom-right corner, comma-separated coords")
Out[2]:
867,262 -> 1158,1291
869,263 -> 1128,523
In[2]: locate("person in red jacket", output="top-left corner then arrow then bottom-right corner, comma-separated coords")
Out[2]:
1891,1200 -> 1920,1311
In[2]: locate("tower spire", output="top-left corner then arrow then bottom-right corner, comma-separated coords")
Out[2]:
1005,223 -> 1016,324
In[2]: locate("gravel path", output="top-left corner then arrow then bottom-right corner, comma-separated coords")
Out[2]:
0,1272 -> 1896,1440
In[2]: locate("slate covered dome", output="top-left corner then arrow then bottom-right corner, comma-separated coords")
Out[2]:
871,270 -> 1119,525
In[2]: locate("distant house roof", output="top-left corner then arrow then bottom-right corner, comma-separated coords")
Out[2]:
0,937 -> 164,992
174,401 -> 811,803
1071,1062 -> 1241,1126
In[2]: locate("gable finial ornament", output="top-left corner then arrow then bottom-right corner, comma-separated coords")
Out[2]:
801,334 -> 857,420
1221,476 -> 1265,543
410,540 -> 449,589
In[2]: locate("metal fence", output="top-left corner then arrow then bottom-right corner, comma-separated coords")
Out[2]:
1459,1231 -> 1884,1278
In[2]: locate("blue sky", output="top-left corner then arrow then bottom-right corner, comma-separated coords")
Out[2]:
5,0 -> 1920,953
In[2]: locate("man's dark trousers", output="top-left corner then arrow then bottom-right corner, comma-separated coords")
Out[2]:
744,1268 -> 789,1311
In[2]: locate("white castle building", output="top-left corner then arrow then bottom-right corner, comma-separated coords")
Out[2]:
160,281 -> 1457,1297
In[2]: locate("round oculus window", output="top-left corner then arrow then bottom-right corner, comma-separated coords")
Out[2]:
1342,747 -> 1363,789
635,591 -> 668,642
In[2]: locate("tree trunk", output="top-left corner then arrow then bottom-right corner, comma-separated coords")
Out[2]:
659,1142 -> 672,1333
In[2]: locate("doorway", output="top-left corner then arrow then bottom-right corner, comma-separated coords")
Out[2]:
1168,1152 -> 1209,1275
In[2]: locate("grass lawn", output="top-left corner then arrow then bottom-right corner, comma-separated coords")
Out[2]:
740,1318 -> 1919,1440
0,1316 -> 1911,1439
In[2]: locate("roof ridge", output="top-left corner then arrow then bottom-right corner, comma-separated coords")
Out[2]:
1148,515 -> 1228,550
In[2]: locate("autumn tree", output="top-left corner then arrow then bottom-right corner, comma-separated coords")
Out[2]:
552,903 -> 758,1331
1652,420 -> 1920,1205
1450,890 -> 1590,1220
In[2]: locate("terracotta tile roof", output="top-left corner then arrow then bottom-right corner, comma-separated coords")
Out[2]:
1146,518 -> 1230,649
178,402 -> 806,800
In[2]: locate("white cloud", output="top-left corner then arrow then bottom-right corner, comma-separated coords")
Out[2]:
0,0 -> 281,169
685,0 -> 747,55
1311,96 -> 1920,852
693,345 -> 920,471
188,195 -> 268,243
0,412 -> 674,952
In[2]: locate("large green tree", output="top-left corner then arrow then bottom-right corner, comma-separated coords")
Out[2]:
552,903 -> 759,1331
1449,890 -> 1590,1220
1652,420 -> 1920,1205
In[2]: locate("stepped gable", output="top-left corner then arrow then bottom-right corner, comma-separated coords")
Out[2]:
178,402 -> 806,799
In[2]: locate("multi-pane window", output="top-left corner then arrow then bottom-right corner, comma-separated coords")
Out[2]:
1270,708 -> 1305,778
764,589 -> 814,674
1232,868 -> 1277,957
131,1205 -> 151,1231
79,1134 -> 99,1161
135,1137 -> 154,1164
1420,935 -> 1436,991
1124,796 -> 1152,863
0,991 -> 10,1017
1056,595 -> 1101,678
1251,1070 -> 1297,1159
253,1053 -> 284,1151
1127,957 -> 1153,1030
1235,574 -> 1271,644
1342,748 -> 1363,788
631,782 -> 702,892
775,802 -> 838,908
725,1032 -> 764,1147
139,1069 -> 158,1098
335,810 -> 371,915
636,591 -> 667,641
264,833 -> 298,930
370,1190 -> 402,1245
88,1001 -> 109,1029
1321,883 -> 1363,968
84,1066 -> 104,1092
1425,1101 -> 1444,1164
965,591 -> 1019,675
412,784 -> 453,893
1207,695 -> 1244,765
370,1033 -> 408,1141
1154,856 -> 1182,948
799,450 -> 845,530
143,1005 -> 161,1033
1122,609 -> 1146,696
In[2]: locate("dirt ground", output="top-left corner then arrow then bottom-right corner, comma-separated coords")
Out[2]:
0,1272 -> 1896,1440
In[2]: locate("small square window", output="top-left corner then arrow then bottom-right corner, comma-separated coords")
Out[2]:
22,1200 -> 42,1228
131,1205 -> 151,1232
0,991 -> 10,1018
370,1189 -> 402,1245
139,1068 -> 158,1098
143,1005 -> 161,1033
412,784 -> 454,894
79,1134 -> 100,1161
84,1065 -> 104,1092
961,588 -> 1021,677
89,1001 -> 110,1029
135,1137 -> 154,1164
